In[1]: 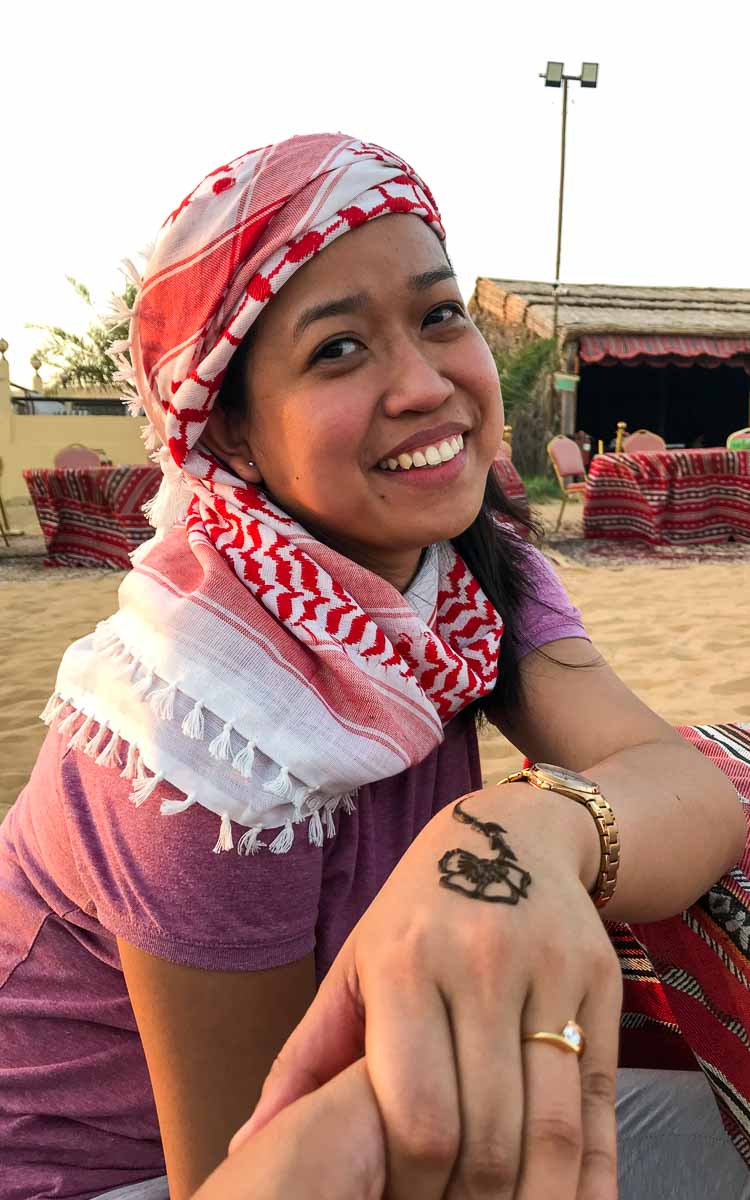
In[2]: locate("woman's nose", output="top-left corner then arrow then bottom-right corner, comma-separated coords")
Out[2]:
381,341 -> 454,417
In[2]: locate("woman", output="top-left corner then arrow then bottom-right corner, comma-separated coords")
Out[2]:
0,133 -> 746,1200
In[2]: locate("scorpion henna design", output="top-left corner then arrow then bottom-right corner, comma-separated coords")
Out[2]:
437,800 -> 532,904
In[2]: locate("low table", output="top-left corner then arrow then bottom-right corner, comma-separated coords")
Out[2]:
23,465 -> 161,568
584,448 -> 750,544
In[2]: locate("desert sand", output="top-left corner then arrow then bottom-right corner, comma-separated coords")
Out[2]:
2,500 -> 749,821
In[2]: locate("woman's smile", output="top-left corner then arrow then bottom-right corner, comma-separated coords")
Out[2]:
375,431 -> 468,485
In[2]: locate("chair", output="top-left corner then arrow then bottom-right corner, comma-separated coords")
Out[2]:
53,443 -> 105,469
727,426 -> 750,451
547,436 -> 588,532
622,429 -> 666,453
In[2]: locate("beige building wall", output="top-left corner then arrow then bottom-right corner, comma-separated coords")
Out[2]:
1,353 -> 149,500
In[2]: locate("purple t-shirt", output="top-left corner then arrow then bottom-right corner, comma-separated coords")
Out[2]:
0,548 -> 587,1200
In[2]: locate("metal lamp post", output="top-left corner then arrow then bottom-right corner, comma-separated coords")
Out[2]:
540,61 -> 599,341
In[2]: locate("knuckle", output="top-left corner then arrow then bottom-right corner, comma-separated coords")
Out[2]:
535,939 -> 567,977
459,1134 -> 518,1195
580,1140 -> 618,1186
526,1113 -> 583,1161
591,936 -> 621,977
395,1109 -> 460,1170
582,1068 -> 617,1107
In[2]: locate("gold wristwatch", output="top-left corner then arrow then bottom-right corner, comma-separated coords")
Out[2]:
498,763 -> 620,909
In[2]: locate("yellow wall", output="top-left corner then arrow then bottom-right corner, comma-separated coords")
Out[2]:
1,359 -> 149,499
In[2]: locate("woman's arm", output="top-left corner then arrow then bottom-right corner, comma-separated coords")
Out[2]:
240,639 -> 746,1199
494,637 -> 746,921
118,941 -> 316,1200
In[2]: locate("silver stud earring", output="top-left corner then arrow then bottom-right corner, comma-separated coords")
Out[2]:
247,460 -> 256,468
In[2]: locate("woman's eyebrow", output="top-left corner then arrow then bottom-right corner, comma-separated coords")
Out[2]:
292,266 -> 457,342
293,293 -> 368,341
409,266 -> 457,291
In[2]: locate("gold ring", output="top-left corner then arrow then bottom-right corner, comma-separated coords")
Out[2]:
522,1020 -> 585,1058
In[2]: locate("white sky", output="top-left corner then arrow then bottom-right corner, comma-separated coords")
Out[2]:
3,0 -> 749,388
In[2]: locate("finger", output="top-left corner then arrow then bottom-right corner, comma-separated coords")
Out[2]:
442,989 -> 526,1199
364,977 -> 459,1200
516,1001 -> 584,1200
237,942 -> 364,1142
575,981 -> 621,1200
205,1061 -> 386,1200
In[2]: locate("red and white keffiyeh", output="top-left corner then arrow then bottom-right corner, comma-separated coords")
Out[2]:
42,134 -> 505,854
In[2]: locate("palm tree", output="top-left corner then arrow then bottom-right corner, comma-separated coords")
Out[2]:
28,276 -> 136,391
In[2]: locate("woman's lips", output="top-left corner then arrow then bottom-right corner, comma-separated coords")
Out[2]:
374,439 -> 468,487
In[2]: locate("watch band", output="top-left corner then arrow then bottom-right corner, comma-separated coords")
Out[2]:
579,792 -> 620,909
497,767 -> 620,909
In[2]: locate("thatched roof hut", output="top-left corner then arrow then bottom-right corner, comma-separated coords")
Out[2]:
470,278 -> 750,448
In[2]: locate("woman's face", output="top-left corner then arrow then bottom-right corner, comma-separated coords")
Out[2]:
206,213 -> 503,590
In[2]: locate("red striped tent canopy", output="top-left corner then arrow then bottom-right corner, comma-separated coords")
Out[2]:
580,334 -> 750,370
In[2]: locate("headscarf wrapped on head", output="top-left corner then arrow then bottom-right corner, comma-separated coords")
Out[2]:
42,133 -> 504,855
122,134 -> 445,520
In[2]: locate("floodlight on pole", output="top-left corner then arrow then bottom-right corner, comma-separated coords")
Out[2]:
539,62 -> 599,341
580,62 -> 599,88
543,61 -> 564,87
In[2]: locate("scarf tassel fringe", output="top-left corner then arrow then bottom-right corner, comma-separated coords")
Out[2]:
208,721 -> 234,762
41,691 -> 354,856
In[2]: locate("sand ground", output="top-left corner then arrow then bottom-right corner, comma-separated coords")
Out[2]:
2,498 -> 749,822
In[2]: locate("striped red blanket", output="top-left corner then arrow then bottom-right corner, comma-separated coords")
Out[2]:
614,722 -> 750,1164
584,449 -> 750,544
24,466 -> 160,568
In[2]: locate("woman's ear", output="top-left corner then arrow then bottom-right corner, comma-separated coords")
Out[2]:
200,404 -> 263,484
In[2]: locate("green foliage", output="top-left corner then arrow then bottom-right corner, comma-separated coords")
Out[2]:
521,474 -> 560,503
492,338 -> 559,417
28,277 -> 136,390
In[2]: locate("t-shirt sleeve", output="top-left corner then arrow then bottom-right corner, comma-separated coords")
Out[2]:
58,742 -> 323,972
504,542 -> 590,663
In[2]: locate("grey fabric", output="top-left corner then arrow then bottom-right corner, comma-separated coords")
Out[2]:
91,1177 -> 169,1200
617,1068 -> 750,1199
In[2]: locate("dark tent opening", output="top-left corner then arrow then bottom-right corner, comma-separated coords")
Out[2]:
577,361 -> 749,450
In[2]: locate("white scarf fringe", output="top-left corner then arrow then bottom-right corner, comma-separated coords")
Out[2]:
39,621 -> 358,857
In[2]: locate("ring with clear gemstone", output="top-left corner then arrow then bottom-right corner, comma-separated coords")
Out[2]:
522,1019 -> 586,1058
561,1021 -> 585,1055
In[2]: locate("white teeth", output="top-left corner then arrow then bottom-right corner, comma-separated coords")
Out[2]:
376,433 -> 467,471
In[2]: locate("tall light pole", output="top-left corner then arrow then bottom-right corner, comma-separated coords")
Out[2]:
540,61 -> 599,342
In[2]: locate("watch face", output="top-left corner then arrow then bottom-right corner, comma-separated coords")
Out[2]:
534,763 -> 599,794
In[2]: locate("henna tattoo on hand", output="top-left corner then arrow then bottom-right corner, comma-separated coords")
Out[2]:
437,800 -> 532,904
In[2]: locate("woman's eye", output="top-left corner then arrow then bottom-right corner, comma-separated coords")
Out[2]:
423,302 -> 465,328
312,336 -> 361,363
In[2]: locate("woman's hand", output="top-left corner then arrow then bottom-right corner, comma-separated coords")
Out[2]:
242,784 -> 623,1199
192,1060 -> 384,1200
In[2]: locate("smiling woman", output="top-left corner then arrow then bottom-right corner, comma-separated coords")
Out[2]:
200,214 -> 503,587
0,133 -> 748,1200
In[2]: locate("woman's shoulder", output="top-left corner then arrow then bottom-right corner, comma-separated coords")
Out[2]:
502,536 -> 590,661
